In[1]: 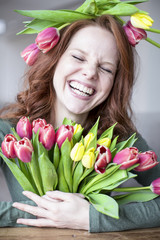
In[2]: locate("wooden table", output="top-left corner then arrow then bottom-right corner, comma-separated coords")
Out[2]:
0,227 -> 160,240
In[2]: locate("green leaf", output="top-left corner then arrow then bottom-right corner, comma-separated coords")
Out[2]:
14,9 -> 93,23
57,155 -> 69,192
110,136 -> 118,151
86,117 -> 100,150
114,190 -> 158,205
73,161 -> 84,193
0,152 -> 37,194
11,128 -> 21,140
25,19 -> 60,31
62,118 -> 74,125
53,143 -> 60,170
116,133 -> 137,152
39,153 -> 58,193
17,28 -> 39,35
87,192 -> 119,219
99,123 -> 117,140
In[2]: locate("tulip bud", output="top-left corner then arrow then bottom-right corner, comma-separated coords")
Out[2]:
35,27 -> 60,53
82,147 -> 95,168
97,137 -> 111,148
123,21 -> 147,47
55,125 -> 74,149
131,13 -> 154,30
1,134 -> 17,159
113,147 -> 139,170
70,142 -> 85,162
21,43 -> 40,66
84,132 -> 94,150
150,178 -> 160,195
39,124 -> 55,150
16,116 -> 32,140
95,145 -> 112,174
14,137 -> 34,163
134,151 -> 158,172
73,124 -> 83,135
32,118 -> 47,134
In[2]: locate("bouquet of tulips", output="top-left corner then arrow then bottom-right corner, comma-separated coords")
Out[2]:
0,116 -> 159,219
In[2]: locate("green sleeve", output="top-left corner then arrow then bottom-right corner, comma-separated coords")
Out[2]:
89,133 -> 160,232
0,201 -> 36,227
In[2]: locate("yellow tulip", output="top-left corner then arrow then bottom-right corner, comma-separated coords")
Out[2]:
73,123 -> 83,135
70,142 -> 85,162
82,148 -> 95,168
84,132 -> 94,149
131,13 -> 154,29
97,137 -> 111,148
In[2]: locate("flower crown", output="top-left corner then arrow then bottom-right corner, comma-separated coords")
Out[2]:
15,0 -> 160,66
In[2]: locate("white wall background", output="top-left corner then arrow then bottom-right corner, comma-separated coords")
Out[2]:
0,0 -> 160,200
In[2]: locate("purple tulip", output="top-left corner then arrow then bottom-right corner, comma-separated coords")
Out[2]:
21,43 -> 40,66
151,178 -> 160,195
123,21 -> 147,47
39,124 -> 55,150
35,27 -> 60,53
32,118 -> 47,134
95,145 -> 112,174
16,116 -> 32,140
14,137 -> 34,163
113,147 -> 139,170
55,125 -> 74,148
134,151 -> 158,172
1,134 -> 17,159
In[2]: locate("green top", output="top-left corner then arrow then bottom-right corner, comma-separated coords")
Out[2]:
0,119 -> 160,231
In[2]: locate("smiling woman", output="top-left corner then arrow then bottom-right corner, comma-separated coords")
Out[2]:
0,2 -> 160,233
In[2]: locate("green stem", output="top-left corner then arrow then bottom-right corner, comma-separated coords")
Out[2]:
58,23 -> 70,31
145,37 -> 160,48
113,186 -> 150,192
146,28 -> 160,34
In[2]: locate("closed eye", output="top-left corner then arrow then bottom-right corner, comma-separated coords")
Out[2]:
99,66 -> 113,74
72,55 -> 84,62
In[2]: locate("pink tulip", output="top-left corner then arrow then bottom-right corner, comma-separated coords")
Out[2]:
150,178 -> 160,195
113,147 -> 139,170
1,134 -> 17,159
39,124 -> 55,150
21,43 -> 40,66
35,27 -> 60,53
123,21 -> 147,47
134,151 -> 158,172
95,145 -> 112,174
32,118 -> 47,134
16,116 -> 32,140
14,137 -> 33,163
55,125 -> 74,148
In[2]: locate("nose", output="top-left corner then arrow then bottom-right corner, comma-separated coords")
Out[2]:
82,63 -> 98,80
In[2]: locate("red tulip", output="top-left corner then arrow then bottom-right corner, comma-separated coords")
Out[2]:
95,145 -> 112,174
150,178 -> 160,195
35,27 -> 60,53
21,43 -> 40,66
16,116 -> 32,139
39,124 -> 55,150
32,118 -> 47,134
123,21 -> 147,47
113,147 -> 139,170
14,137 -> 33,163
135,151 -> 158,172
55,125 -> 74,148
1,134 -> 17,159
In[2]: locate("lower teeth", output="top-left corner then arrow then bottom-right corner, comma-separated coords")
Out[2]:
72,88 -> 89,96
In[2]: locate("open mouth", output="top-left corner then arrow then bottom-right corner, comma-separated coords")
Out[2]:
69,81 -> 95,97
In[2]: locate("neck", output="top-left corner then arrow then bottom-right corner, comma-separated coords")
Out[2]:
50,99 -> 89,128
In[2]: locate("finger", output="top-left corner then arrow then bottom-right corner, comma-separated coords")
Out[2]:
73,193 -> 85,198
42,195 -> 59,202
46,190 -> 74,201
16,218 -> 54,227
12,202 -> 52,219
22,191 -> 57,210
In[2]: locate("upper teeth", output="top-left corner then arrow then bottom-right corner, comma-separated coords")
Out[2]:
69,81 -> 94,96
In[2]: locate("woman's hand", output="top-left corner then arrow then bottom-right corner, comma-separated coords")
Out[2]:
12,191 -> 90,230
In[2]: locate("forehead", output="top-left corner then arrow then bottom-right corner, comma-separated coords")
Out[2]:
67,25 -> 118,60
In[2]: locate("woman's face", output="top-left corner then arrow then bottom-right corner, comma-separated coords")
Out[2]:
53,25 -> 119,116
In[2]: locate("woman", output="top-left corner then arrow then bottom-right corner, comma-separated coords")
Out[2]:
0,15 -> 160,232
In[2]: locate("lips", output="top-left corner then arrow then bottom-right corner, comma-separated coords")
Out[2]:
69,81 -> 95,97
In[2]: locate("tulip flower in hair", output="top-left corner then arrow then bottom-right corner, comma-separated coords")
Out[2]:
21,43 -> 40,66
1,134 -> 17,159
16,116 -> 32,140
35,27 -> 60,53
